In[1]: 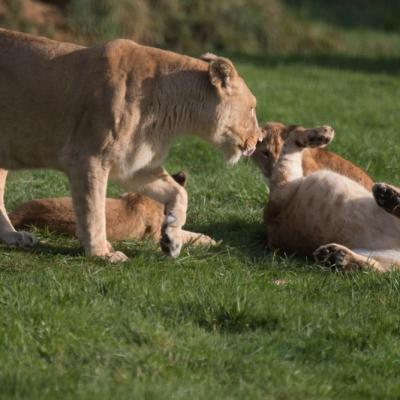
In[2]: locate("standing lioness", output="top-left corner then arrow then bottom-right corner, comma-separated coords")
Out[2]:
0,29 -> 260,262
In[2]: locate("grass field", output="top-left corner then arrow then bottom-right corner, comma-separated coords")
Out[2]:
1,53 -> 400,399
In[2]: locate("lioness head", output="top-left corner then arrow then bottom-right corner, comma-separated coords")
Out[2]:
201,53 -> 261,164
252,122 -> 291,180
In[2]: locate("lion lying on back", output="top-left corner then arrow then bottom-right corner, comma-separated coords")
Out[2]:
9,172 -> 216,248
253,122 -> 400,272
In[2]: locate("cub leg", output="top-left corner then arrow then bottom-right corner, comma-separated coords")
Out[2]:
373,183 -> 400,218
69,158 -> 128,263
313,243 -> 386,272
0,168 -> 36,247
269,125 -> 335,201
121,167 -> 188,258
181,230 -> 217,246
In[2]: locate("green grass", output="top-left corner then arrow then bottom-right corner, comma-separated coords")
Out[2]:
1,53 -> 400,399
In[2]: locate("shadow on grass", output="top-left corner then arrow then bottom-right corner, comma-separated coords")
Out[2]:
0,242 -> 83,257
187,219 -> 269,258
230,52 -> 400,75
161,300 -> 281,334
187,218 -> 319,271
196,308 -> 280,334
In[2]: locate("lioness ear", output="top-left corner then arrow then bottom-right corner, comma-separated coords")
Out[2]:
207,57 -> 238,95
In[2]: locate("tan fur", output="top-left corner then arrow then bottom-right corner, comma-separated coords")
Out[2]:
0,29 -> 260,262
9,173 -> 216,247
253,122 -> 373,189
253,124 -> 400,272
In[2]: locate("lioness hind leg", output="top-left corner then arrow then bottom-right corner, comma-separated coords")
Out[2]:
313,243 -> 385,273
0,169 -> 36,247
373,183 -> 400,218
68,159 -> 128,263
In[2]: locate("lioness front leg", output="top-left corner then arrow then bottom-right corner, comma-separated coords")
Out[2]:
69,158 -> 128,263
122,167 -> 188,258
0,169 -> 36,247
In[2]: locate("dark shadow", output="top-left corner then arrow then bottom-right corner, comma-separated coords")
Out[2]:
159,300 -> 281,334
194,304 -> 280,334
186,219 -> 268,257
185,218 -> 309,269
228,52 -> 400,76
0,242 -> 83,257
196,310 -> 280,334
283,0 -> 400,32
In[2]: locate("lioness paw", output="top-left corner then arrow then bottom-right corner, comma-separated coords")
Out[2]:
2,231 -> 37,247
102,250 -> 129,263
160,224 -> 182,258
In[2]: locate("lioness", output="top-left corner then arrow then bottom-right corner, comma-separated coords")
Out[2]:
0,29 -> 260,262
256,124 -> 400,272
9,171 -> 216,247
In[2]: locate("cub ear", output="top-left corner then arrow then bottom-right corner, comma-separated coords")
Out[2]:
171,171 -> 187,187
207,56 -> 238,95
264,122 -> 289,140
200,52 -> 218,62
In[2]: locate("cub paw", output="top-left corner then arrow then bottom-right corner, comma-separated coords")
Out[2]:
297,126 -> 335,148
2,231 -> 37,247
373,183 -> 400,215
191,234 -> 217,246
313,243 -> 357,271
160,224 -> 182,258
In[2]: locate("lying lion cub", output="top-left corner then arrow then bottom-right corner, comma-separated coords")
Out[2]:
9,172 -> 216,248
254,123 -> 400,272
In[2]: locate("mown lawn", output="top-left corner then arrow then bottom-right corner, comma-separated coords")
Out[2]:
1,53 -> 400,399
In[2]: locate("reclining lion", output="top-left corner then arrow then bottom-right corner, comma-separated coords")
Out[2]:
0,29 -> 260,262
253,122 -> 400,272
9,171 -> 216,247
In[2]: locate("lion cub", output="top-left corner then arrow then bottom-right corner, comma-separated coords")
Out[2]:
9,172 -> 216,248
254,124 -> 400,272
253,122 -> 373,189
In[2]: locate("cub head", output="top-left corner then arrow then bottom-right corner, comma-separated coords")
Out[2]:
252,122 -> 293,181
201,53 -> 262,164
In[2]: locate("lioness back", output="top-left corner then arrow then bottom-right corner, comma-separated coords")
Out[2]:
0,28 -> 208,171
